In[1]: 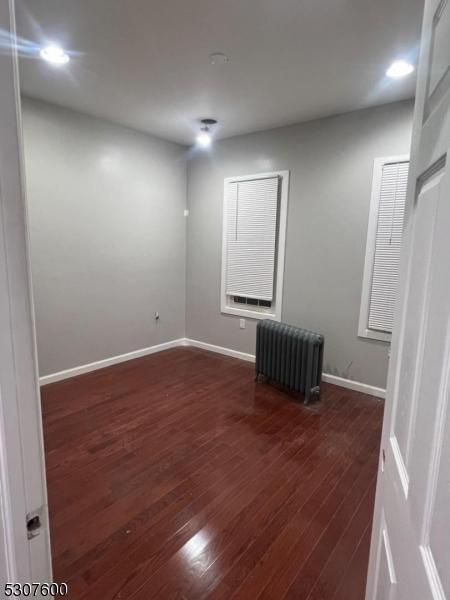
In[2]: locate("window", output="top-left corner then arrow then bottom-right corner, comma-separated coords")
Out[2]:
359,156 -> 410,341
221,171 -> 289,320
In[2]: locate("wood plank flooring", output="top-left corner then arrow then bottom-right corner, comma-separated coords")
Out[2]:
41,347 -> 384,600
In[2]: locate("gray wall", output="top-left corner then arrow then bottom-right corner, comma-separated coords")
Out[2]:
23,97 -> 413,387
186,101 -> 414,389
22,97 -> 187,376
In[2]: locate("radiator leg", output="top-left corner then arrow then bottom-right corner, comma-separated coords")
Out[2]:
305,386 -> 321,405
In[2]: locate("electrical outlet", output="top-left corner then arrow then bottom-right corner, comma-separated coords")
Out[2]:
240,318 -> 246,329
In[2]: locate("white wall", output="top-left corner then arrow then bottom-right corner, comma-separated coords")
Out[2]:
186,101 -> 414,389
22,97 -> 187,376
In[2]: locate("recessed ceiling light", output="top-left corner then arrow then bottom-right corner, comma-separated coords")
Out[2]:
386,60 -> 414,79
40,45 -> 70,65
196,118 -> 217,148
209,52 -> 229,65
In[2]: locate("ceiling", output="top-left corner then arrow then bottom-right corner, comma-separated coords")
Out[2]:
16,0 -> 424,145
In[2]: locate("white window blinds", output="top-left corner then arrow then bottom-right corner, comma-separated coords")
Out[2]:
368,160 -> 409,333
224,176 -> 280,301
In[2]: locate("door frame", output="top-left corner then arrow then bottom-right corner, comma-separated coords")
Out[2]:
0,0 -> 52,584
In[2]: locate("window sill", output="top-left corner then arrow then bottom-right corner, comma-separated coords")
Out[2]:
358,327 -> 391,342
221,305 -> 279,321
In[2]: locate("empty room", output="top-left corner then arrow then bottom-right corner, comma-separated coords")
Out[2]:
1,0 -> 450,599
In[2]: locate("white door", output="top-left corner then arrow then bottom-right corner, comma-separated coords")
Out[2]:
366,0 -> 450,598
0,0 -> 52,587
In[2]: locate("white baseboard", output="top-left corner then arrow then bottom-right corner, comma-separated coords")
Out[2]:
39,336 -> 386,399
39,338 -> 185,385
321,373 -> 385,399
184,339 -> 385,398
185,338 -> 255,363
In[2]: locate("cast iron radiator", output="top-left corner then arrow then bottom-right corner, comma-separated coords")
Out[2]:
255,320 -> 324,404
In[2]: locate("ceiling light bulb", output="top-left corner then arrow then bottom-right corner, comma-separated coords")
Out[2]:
40,45 -> 70,65
386,60 -> 414,79
196,131 -> 212,147
195,119 -> 217,148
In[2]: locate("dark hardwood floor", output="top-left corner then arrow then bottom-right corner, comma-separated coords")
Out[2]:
41,347 -> 384,600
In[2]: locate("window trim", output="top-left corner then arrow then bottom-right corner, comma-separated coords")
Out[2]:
220,170 -> 289,321
358,155 -> 410,342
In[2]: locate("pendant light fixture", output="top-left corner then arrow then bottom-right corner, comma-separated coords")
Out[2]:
196,118 -> 217,147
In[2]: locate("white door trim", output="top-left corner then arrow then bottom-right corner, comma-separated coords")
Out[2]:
0,0 -> 52,583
